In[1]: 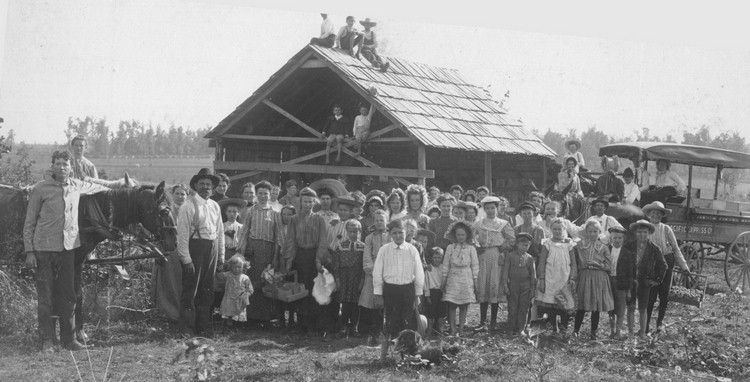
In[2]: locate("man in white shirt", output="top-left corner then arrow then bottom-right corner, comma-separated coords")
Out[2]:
177,168 -> 226,335
309,13 -> 336,48
373,219 -> 425,359
622,167 -> 641,206
580,198 -> 623,245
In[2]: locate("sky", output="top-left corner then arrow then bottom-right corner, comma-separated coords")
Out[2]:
1,0 -> 750,144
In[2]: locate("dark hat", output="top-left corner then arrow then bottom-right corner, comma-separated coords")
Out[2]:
565,140 -> 581,150
416,229 -> 436,246
608,226 -> 627,235
515,232 -> 533,242
190,168 -> 220,191
563,155 -> 578,166
334,195 -> 362,208
218,198 -> 248,211
518,202 -> 537,213
462,190 -> 477,201
591,197 -> 610,208
629,219 -> 655,234
623,167 -> 635,178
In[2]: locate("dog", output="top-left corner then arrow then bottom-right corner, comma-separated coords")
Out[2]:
391,329 -> 461,366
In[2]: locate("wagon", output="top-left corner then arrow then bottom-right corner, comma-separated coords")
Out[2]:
599,142 -> 750,293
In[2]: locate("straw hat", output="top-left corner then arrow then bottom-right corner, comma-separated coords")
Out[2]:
359,17 -> 377,27
334,195 -> 362,208
629,219 -> 655,234
591,197 -> 610,209
642,201 -> 672,215
217,198 -> 248,211
565,140 -> 581,150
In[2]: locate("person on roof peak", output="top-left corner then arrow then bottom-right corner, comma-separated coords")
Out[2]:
356,18 -> 390,72
335,16 -> 362,57
310,13 -> 336,48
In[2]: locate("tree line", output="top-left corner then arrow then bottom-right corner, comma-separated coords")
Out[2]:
64,116 -> 213,157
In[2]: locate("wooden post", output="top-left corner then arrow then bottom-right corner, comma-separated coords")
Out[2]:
214,139 -> 223,162
714,166 -> 722,200
541,157 -> 547,191
418,145 -> 426,187
484,152 -> 492,194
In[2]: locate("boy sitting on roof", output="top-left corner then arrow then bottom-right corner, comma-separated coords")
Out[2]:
310,13 -> 336,48
335,16 -> 362,57
356,18 -> 390,72
322,104 -> 351,164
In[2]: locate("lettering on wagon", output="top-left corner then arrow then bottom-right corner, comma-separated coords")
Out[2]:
672,224 -> 713,235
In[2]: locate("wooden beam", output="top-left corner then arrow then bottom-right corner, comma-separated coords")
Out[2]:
484,152 -> 492,194
218,133 -> 410,144
222,134 -> 322,143
541,157 -> 547,191
215,161 -> 435,179
301,59 -> 327,68
211,50 -> 315,137
262,99 -> 323,138
228,171 -> 263,182
417,145 -> 427,187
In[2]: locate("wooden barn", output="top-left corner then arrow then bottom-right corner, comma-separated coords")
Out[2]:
205,44 -> 557,206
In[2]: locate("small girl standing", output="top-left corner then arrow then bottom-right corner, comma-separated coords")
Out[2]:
442,221 -> 479,336
536,218 -> 578,334
220,255 -> 253,327
333,219 -> 366,337
573,219 -> 614,339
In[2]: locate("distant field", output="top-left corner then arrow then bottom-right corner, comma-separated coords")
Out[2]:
92,157 -> 213,184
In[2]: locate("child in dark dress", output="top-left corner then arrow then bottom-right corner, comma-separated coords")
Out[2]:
501,233 -> 537,335
333,219 -> 366,337
423,248 -> 446,336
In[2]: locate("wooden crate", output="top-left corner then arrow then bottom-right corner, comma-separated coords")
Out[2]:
261,270 -> 309,303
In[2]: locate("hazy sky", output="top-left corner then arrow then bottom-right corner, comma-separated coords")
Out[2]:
1,0 -> 749,144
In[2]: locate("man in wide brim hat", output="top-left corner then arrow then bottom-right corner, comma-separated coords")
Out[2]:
629,219 -> 655,234
190,168 -> 220,191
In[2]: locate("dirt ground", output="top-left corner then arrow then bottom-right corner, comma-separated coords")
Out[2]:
1,282 -> 748,382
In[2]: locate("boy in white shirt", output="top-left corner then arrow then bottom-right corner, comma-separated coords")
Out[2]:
353,103 -> 375,156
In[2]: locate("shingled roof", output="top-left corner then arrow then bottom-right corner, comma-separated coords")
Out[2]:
207,44 -> 556,157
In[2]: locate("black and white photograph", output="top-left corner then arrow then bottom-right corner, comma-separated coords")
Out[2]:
1,1 -> 749,380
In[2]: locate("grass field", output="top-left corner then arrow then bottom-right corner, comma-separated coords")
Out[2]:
1,261 -> 748,382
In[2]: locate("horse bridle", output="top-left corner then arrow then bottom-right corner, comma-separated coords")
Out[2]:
136,199 -> 177,251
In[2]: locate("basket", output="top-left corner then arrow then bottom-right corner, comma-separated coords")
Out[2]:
262,270 -> 309,303
669,270 -> 707,308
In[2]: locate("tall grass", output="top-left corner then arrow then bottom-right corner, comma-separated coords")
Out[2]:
0,268 -> 37,344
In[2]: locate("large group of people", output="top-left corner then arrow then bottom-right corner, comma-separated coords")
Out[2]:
23,135 -> 692,357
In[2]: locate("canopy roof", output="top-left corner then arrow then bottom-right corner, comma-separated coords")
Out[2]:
599,142 -> 750,169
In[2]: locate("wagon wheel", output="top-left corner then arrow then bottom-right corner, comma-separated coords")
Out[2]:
724,231 -> 750,294
678,242 -> 705,288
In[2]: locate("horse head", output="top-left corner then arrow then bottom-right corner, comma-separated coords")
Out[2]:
134,181 -> 177,253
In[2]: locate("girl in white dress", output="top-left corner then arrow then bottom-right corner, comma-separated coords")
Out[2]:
536,218 -> 578,333
442,221 -> 479,336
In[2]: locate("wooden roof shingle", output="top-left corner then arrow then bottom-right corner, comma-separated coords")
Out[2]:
207,44 -> 556,157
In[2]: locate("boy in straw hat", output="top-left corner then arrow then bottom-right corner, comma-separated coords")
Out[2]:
641,201 -> 690,334
623,219 -> 667,340
501,232 -> 537,336
356,17 -> 390,72
177,168 -> 226,335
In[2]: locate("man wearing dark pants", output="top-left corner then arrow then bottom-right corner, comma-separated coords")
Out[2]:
373,219 -> 425,360
177,168 -> 225,335
24,150 -> 109,351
